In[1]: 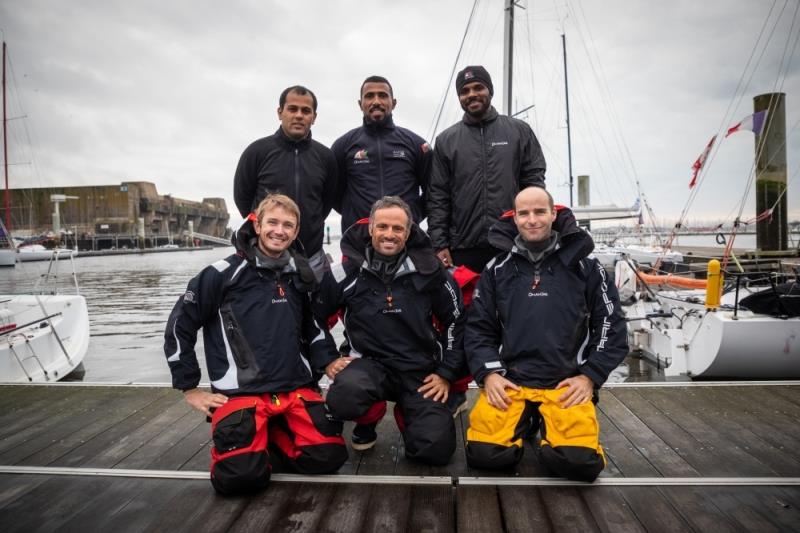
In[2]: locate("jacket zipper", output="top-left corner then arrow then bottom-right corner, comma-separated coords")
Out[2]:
293,148 -> 300,201
377,134 -> 385,196
480,126 -> 488,232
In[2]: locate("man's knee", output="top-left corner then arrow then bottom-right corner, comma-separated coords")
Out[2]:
292,442 -> 348,474
538,444 -> 605,482
402,403 -> 456,465
326,364 -> 380,420
465,441 -> 523,470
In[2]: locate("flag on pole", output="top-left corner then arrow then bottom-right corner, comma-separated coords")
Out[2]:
725,109 -> 768,137
689,134 -> 716,188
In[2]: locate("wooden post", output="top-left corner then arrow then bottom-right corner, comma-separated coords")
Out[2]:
754,93 -> 787,251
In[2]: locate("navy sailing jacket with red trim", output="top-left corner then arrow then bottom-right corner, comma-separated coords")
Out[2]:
316,221 -> 465,382
164,221 -> 338,394
331,117 -> 432,233
465,206 -> 628,388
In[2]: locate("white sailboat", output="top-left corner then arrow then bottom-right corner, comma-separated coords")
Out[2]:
0,42 -> 90,382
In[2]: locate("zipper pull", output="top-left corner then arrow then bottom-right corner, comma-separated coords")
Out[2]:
276,279 -> 285,297
271,394 -> 280,406
531,271 -> 541,291
385,285 -> 394,309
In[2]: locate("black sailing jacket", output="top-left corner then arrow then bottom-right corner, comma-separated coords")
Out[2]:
331,117 -> 431,233
427,106 -> 546,252
316,222 -> 465,381
164,221 -> 338,394
233,127 -> 337,255
465,207 -> 628,388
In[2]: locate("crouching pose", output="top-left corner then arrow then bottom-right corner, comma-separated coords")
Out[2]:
164,194 -> 347,494
320,196 -> 465,465
465,186 -> 627,481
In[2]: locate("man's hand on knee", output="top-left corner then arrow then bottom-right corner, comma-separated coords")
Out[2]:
183,388 -> 228,416
418,373 -> 450,403
484,373 -> 520,411
325,356 -> 356,381
555,374 -> 594,408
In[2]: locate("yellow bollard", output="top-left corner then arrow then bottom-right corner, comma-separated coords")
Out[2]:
705,259 -> 722,309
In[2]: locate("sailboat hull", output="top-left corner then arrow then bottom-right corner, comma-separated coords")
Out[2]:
0,294 -> 90,382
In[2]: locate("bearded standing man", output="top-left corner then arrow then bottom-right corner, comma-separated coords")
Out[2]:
427,66 -> 547,273
332,76 -> 431,233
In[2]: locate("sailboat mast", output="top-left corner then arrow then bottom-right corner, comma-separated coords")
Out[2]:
2,42 -> 9,230
503,0 -> 514,116
562,34 -> 574,206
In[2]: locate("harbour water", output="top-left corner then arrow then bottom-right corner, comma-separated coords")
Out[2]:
9,233 -> 764,384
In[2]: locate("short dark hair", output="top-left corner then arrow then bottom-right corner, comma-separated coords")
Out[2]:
360,76 -> 393,98
369,196 -> 412,231
278,85 -> 318,112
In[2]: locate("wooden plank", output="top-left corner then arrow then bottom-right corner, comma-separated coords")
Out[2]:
595,406 -> 659,478
582,486 -> 647,533
0,474 -> 115,533
615,487 -> 693,532
693,386 -> 800,461
457,486 -> 503,533
114,408 -> 205,470
703,486 -> 791,532
145,416 -> 210,471
768,385 -> 800,409
612,387 -> 775,476
353,408 -> 402,475
537,487 -> 599,531
18,388 -> 169,467
497,486 -> 552,532
408,486 -> 455,533
0,473 -> 50,509
315,483 -> 370,532
227,482 -> 298,532
600,390 -> 698,477
0,386 -> 86,438
361,485 -> 412,533
141,479 -> 248,533
334,421 -> 360,476
645,386 -> 800,476
659,486 -> 760,533
730,486 -> 800,532
257,482 -> 337,533
97,478 -> 190,532
53,476 -> 155,532
716,386 -> 800,440
593,410 -> 626,478
0,387 -> 128,462
53,390 -> 184,468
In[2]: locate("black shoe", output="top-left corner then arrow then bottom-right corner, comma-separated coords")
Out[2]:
351,423 -> 378,451
446,391 -> 468,418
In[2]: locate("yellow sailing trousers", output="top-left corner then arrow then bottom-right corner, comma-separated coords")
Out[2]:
466,386 -> 605,481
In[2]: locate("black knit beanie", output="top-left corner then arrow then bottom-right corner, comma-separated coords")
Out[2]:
455,65 -> 494,95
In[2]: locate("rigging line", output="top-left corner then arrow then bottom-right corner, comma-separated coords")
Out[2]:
5,45 -> 42,188
522,1 -> 539,130
670,0 -> 782,237
427,0 -> 480,143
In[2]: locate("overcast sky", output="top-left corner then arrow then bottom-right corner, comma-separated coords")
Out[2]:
1,0 -> 798,232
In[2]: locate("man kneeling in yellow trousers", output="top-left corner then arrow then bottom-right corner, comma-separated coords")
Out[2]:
464,186 -> 628,481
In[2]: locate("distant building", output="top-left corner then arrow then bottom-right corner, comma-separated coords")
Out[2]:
1,182 -> 230,239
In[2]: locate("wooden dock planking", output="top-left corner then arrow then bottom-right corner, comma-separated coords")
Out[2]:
2,383 -> 800,531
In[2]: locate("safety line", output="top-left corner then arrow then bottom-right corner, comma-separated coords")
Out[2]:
1,466 -> 799,487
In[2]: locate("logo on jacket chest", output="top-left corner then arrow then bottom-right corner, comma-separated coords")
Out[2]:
271,297 -> 288,304
353,149 -> 370,164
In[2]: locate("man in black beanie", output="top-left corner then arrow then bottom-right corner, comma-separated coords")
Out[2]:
427,65 -> 547,273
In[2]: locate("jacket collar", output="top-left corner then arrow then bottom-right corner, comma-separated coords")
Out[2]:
461,105 -> 499,126
361,114 -> 396,132
487,205 -> 595,267
274,126 -> 312,148
340,219 -> 441,277
230,219 -> 316,285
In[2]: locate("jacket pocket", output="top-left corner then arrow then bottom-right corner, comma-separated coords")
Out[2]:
298,392 -> 343,438
220,305 -> 256,369
213,406 -> 257,452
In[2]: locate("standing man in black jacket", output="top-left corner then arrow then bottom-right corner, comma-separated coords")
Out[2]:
427,66 -> 547,273
233,85 -> 337,276
332,76 -> 432,233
